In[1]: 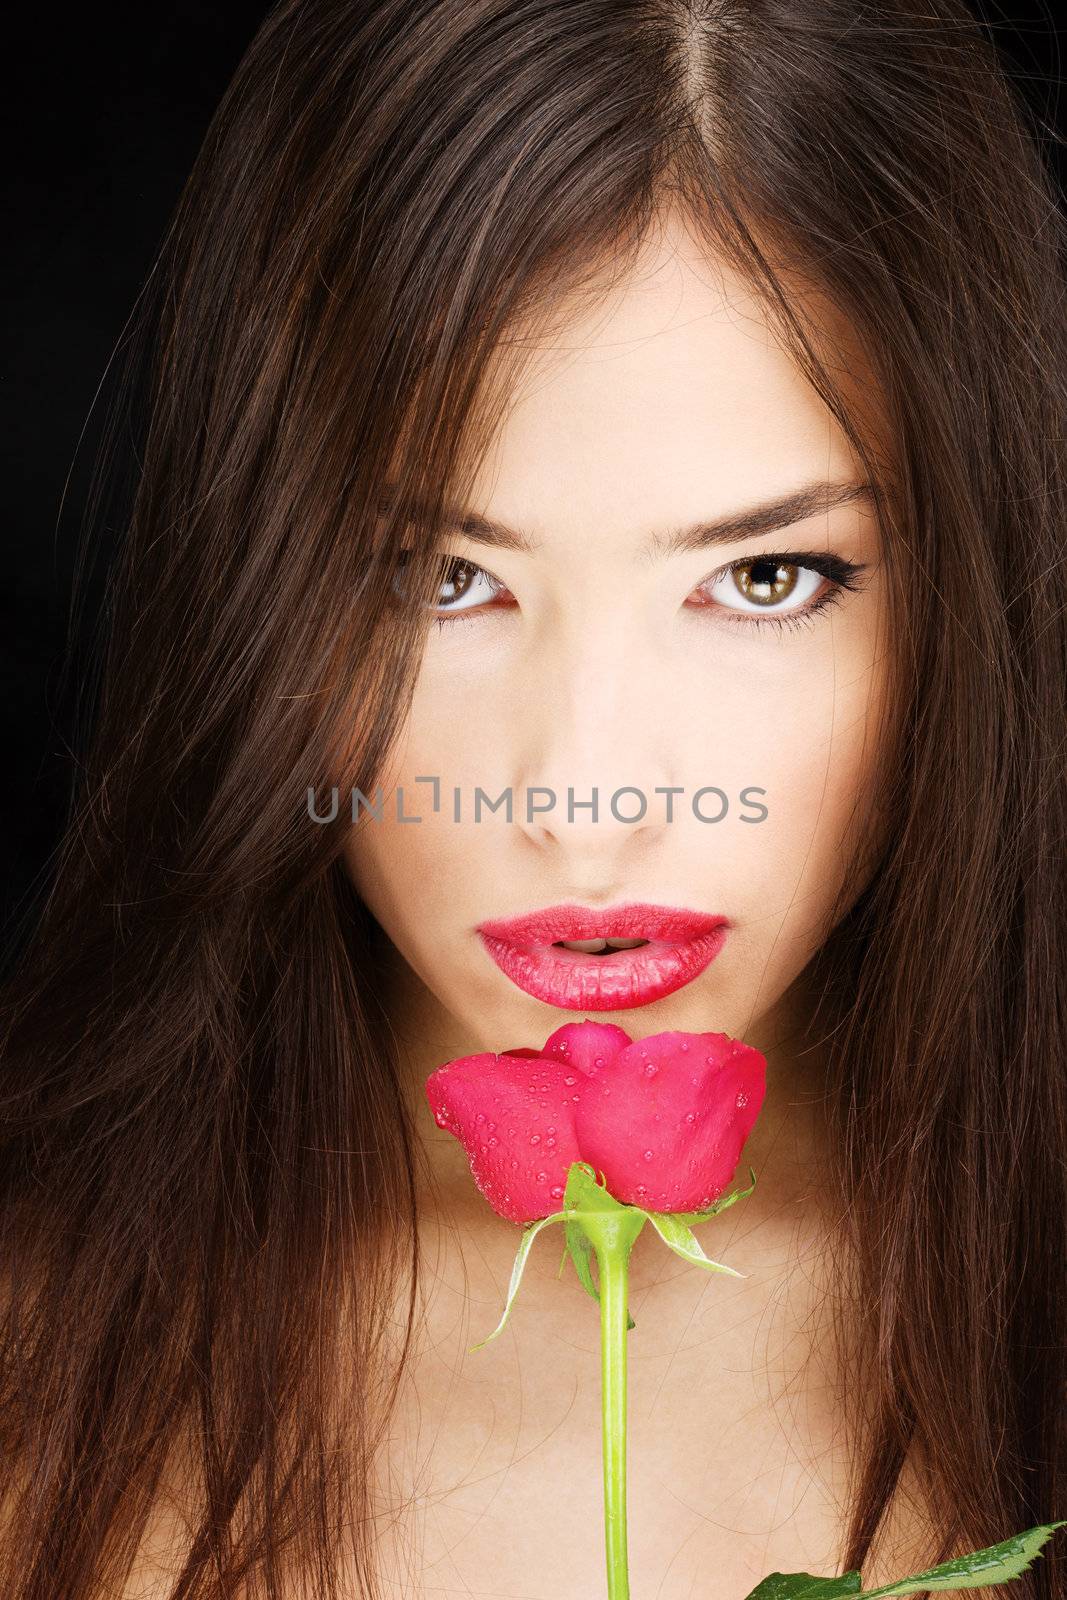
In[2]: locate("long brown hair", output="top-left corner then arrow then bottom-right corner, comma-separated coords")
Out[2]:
1,2 -> 1064,1595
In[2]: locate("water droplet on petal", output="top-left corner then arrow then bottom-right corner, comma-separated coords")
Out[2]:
593,1056 -> 605,1068
643,1062 -> 658,1077
550,1184 -> 565,1199
643,1149 -> 654,1161
529,1133 -> 541,1145
536,1170 -> 548,1183
684,1111 -> 696,1124
735,1091 -> 748,1108
635,1184 -> 647,1198
510,1159 -> 519,1169
679,1041 -> 689,1052
475,1112 -> 486,1124
488,1135 -> 499,1146
564,1075 -> 577,1086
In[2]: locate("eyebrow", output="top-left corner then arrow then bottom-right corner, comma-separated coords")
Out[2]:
377,478 -> 879,557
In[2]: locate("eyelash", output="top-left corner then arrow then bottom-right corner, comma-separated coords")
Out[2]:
414,549 -> 870,635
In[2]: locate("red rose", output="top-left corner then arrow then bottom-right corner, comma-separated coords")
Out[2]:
426,1018 -> 766,1223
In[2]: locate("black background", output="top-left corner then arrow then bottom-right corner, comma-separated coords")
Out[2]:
2,4 -> 1063,975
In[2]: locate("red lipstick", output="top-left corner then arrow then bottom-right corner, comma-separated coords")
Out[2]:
475,901 -> 730,1010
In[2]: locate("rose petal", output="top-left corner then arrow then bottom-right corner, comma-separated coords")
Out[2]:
538,1020 -> 633,1078
573,1030 -> 766,1211
425,1051 -> 585,1223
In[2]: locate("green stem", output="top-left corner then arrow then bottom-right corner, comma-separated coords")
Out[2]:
580,1207 -> 647,1600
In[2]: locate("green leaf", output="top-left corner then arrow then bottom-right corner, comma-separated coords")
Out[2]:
741,1521 -> 1067,1600
853,1519 -> 1067,1596
467,1208 -> 568,1352
669,1165 -> 758,1229
643,1208 -> 747,1277
742,1572 -> 861,1598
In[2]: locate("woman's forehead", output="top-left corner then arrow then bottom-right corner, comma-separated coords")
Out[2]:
461,233 -> 887,552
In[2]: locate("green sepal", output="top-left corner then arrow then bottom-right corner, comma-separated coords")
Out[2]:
668,1164 -> 758,1229
560,1215 -> 599,1299
643,1206 -> 747,1278
468,1206 -> 569,1352
741,1520 -> 1067,1598
471,1159 -> 759,1351
564,1158 -> 627,1215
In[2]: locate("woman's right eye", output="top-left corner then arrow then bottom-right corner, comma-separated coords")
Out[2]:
393,553 -> 510,618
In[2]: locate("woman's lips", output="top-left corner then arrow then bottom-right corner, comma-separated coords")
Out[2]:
475,901 -> 730,1010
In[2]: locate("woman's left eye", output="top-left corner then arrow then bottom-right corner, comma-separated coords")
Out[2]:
687,550 -> 870,632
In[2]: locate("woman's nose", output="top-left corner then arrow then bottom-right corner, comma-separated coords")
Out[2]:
512,639 -> 678,866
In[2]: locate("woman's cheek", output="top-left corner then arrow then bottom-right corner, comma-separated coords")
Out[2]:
708,637 -> 880,887
757,691 -> 884,938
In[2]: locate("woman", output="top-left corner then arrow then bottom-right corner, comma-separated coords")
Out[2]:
1,2 -> 1064,1597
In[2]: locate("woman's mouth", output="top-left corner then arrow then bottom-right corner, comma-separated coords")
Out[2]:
475,902 -> 730,1010
554,936 -> 649,953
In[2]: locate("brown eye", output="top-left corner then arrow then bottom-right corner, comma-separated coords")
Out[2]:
732,558 -> 800,605
692,556 -> 826,618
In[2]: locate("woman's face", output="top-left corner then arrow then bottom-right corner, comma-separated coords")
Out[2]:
343,213 -> 893,1057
